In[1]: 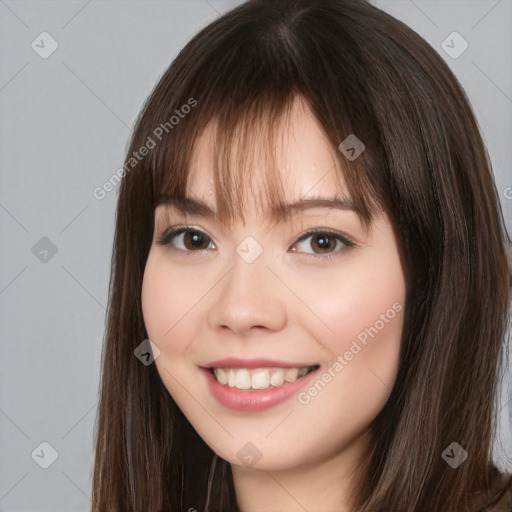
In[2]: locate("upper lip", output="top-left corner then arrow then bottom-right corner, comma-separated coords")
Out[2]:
203,357 -> 318,369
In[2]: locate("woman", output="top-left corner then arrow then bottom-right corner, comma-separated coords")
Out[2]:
91,0 -> 512,510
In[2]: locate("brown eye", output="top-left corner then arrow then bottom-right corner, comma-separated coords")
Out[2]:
157,227 -> 214,251
182,230 -> 210,250
291,229 -> 355,257
310,233 -> 338,253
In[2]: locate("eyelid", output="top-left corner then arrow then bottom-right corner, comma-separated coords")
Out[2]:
156,224 -> 356,259
292,228 -> 355,247
156,224 -> 216,254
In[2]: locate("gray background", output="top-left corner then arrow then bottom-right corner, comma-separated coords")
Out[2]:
0,1 -> 510,510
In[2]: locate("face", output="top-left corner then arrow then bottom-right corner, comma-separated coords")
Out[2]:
141,96 -> 406,474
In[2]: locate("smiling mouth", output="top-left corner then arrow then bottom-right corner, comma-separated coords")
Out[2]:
208,365 -> 319,391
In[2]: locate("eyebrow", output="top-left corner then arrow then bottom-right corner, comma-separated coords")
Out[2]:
156,194 -> 357,219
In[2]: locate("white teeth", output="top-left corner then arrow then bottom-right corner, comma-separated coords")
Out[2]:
235,369 -> 251,390
270,369 -> 285,387
216,368 -> 227,385
227,368 -> 236,387
251,369 -> 270,389
285,368 -> 299,382
297,367 -> 309,377
213,366 -> 314,390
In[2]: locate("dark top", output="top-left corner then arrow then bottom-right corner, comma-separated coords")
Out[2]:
480,474 -> 512,511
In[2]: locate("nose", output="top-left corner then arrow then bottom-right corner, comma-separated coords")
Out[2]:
207,250 -> 287,336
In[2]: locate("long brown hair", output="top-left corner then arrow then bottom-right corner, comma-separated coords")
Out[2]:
91,0 -> 512,510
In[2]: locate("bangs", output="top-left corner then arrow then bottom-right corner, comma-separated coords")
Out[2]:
149,89 -> 382,231
136,2 -> 386,231
156,89 -> 295,227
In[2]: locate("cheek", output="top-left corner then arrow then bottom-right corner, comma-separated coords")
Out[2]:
290,249 -> 405,391
141,254 -> 205,404
141,256 -> 168,342
141,253 -> 198,351
293,247 -> 405,342
284,256 -> 404,451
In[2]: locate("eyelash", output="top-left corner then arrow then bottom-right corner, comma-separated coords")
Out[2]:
156,224 -> 356,261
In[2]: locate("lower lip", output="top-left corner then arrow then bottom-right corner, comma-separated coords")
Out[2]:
200,367 -> 320,412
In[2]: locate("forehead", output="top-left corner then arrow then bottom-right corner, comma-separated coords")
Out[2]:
185,95 -> 350,213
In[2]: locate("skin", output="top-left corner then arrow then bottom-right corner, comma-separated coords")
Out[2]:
141,96 -> 406,512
